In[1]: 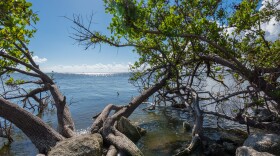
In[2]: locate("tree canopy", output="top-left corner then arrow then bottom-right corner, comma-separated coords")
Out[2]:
72,0 -> 280,133
75,0 -> 279,102
0,1 -> 75,151
0,0 -> 279,155
0,0 -> 39,75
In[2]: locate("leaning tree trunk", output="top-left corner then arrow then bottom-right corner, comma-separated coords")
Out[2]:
48,84 -> 75,138
1,43 -> 76,138
0,98 -> 64,154
28,64 -> 76,137
91,76 -> 169,156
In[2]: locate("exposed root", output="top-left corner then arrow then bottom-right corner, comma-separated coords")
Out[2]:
106,129 -> 143,156
91,104 -> 144,155
106,145 -> 117,156
91,104 -> 123,133
91,77 -> 169,155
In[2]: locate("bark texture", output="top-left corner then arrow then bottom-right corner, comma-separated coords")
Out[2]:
48,84 -> 75,138
0,98 -> 64,154
91,76 -> 169,155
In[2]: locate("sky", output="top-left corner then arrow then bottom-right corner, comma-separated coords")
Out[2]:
27,0 -> 279,73
28,0 -> 137,73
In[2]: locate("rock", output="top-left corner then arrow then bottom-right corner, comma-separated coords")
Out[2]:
48,133 -> 103,156
223,142 -> 236,154
220,131 -> 247,145
254,108 -> 275,122
182,121 -> 191,131
236,146 -> 275,156
208,143 -> 224,155
171,103 -> 186,108
117,116 -> 146,142
243,133 -> 280,155
137,126 -> 147,136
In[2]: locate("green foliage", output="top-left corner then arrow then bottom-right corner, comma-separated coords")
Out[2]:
0,0 -> 39,72
83,0 -> 280,99
5,77 -> 25,86
103,1 -> 276,72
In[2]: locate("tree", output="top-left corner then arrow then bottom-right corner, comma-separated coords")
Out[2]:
0,0 -> 76,153
0,1 -> 169,155
1,0 -> 279,155
72,0 -> 280,154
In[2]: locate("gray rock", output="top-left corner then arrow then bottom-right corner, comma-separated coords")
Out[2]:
223,142 -> 236,153
243,133 -> 280,155
208,143 -> 224,155
117,116 -> 146,142
48,133 -> 103,156
220,130 -> 247,145
254,108 -> 275,122
183,121 -> 191,131
236,146 -> 275,156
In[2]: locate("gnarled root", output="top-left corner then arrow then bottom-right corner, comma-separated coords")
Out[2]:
106,145 -> 118,156
91,77 -> 169,155
105,127 -> 143,156
91,107 -> 144,156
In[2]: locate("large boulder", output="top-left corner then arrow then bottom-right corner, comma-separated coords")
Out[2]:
117,116 -> 146,142
220,128 -> 248,145
236,146 -> 275,156
48,133 -> 103,156
243,133 -> 280,155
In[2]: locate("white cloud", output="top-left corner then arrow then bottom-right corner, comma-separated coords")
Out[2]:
259,0 -> 280,41
260,0 -> 280,10
223,0 -> 280,42
32,56 -> 47,63
261,17 -> 280,41
41,63 -> 132,73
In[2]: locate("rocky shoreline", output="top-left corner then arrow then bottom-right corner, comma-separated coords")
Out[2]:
44,115 -> 280,156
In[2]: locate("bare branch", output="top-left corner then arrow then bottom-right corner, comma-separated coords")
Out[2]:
4,66 -> 41,78
14,41 -> 39,68
0,50 -> 44,77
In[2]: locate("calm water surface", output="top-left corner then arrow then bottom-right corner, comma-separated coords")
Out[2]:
0,73 -> 193,156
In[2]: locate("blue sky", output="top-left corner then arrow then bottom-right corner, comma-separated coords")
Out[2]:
27,0 -> 279,73
28,0 -> 138,73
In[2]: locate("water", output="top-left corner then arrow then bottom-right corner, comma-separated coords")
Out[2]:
132,107 -> 192,156
52,73 -> 139,129
0,73 -> 193,155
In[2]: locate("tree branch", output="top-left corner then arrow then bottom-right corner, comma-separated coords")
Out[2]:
0,51 -> 45,77
4,66 -> 41,78
14,41 -> 39,68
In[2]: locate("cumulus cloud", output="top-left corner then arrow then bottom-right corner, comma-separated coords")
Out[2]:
223,0 -> 280,42
260,0 -> 280,10
32,56 -> 48,63
259,0 -> 280,41
261,17 -> 280,41
41,63 -> 132,73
